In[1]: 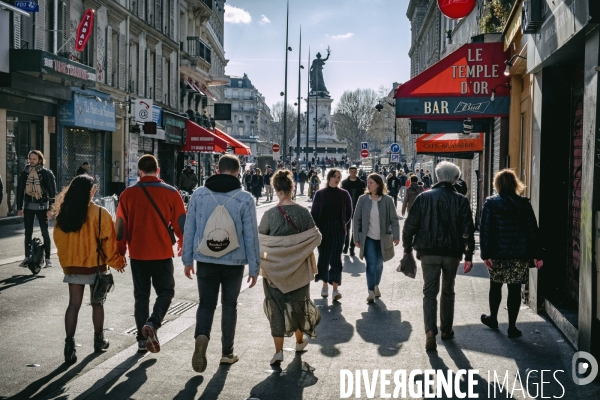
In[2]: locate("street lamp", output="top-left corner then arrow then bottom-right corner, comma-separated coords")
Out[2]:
282,0 -> 292,162
296,26 -> 303,165
376,100 -> 397,144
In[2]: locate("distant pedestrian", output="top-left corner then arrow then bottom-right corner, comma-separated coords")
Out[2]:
386,170 -> 401,207
402,161 -> 475,351
308,171 -> 320,201
264,166 -> 274,202
258,170 -> 322,364
178,165 -> 199,194
480,169 -> 543,338
405,172 -> 414,189
341,166 -> 366,256
244,170 -> 252,192
311,169 -> 352,301
292,168 -> 299,198
116,155 -> 186,354
17,150 -> 57,268
251,168 -> 264,205
183,154 -> 259,373
53,175 -> 126,363
454,175 -> 468,196
298,169 -> 308,195
398,170 -> 408,200
353,174 -> 399,303
76,161 -> 91,176
401,176 -> 424,217
422,170 -> 432,190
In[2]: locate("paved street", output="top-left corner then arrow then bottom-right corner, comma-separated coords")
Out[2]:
1,173 -> 599,399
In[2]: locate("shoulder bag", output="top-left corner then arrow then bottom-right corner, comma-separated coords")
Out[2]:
140,183 -> 177,245
91,207 -> 115,306
276,205 -> 299,232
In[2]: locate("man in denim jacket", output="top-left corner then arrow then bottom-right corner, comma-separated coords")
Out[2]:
182,154 -> 259,373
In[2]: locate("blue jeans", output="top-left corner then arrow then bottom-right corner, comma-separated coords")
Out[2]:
364,237 -> 383,291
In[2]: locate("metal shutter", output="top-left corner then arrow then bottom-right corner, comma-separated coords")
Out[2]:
147,49 -> 154,100
35,0 -> 46,50
13,14 -> 20,49
61,1 -> 68,50
169,54 -> 175,106
155,0 -> 162,30
162,56 -> 167,104
492,118 -> 501,194
118,32 -> 126,90
170,0 -> 175,39
139,0 -> 145,21
155,48 -> 162,102
106,27 -> 112,86
138,41 -> 145,96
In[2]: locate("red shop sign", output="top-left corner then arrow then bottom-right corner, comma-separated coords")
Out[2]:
437,0 -> 476,19
75,9 -> 95,52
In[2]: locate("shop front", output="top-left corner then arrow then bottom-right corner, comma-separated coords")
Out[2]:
161,111 -> 187,188
179,120 -> 228,183
58,88 -> 116,197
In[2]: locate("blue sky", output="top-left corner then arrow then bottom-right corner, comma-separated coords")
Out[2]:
223,0 -> 412,111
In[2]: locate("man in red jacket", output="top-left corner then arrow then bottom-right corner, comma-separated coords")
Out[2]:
116,155 -> 186,353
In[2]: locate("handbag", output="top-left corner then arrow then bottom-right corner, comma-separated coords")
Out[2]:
397,251 -> 417,279
91,207 -> 115,306
140,183 -> 177,245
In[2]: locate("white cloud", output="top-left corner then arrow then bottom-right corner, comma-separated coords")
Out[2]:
328,33 -> 354,40
259,15 -> 270,25
224,5 -> 252,24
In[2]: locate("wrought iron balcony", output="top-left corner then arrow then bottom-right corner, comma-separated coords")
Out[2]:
186,37 -> 212,64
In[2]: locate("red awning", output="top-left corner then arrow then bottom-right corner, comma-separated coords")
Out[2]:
214,128 -> 251,155
415,133 -> 483,154
202,85 -> 218,101
179,120 -> 228,153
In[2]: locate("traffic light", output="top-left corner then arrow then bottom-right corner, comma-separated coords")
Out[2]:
289,146 -> 293,155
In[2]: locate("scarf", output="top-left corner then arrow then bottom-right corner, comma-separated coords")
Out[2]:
25,165 -> 43,200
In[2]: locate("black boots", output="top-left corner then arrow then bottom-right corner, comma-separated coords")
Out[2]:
94,332 -> 110,353
64,337 -> 77,364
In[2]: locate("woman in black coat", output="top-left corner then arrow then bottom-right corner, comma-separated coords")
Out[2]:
479,169 -> 543,338
251,168 -> 264,205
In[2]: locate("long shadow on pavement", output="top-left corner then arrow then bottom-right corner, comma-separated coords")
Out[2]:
0,275 -> 46,293
311,300 -> 354,357
174,376 -> 204,399
355,300 -> 412,356
2,352 -> 102,400
198,364 -> 231,400
342,255 -> 365,277
85,358 -> 157,400
248,353 -> 317,400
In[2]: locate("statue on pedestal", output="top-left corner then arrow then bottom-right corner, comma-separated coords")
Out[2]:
310,47 -> 331,95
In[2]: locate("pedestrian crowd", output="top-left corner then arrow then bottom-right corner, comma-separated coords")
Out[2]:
9,150 -> 543,373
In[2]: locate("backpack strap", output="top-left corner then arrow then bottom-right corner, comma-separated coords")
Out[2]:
276,205 -> 299,232
207,188 -> 241,207
139,182 -> 173,241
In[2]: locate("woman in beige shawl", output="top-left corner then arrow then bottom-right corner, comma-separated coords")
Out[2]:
258,170 -> 322,365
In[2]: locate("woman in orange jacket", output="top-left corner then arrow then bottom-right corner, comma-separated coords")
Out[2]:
53,175 -> 126,363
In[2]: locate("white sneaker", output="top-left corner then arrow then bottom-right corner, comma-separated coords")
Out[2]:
367,290 -> 375,303
19,257 -> 29,267
374,286 -> 381,298
321,286 -> 329,297
333,290 -> 342,301
219,353 -> 239,365
295,334 -> 309,352
45,259 -> 53,268
270,350 -> 283,364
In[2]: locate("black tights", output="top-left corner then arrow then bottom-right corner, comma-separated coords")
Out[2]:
65,284 -> 104,337
489,281 -> 521,329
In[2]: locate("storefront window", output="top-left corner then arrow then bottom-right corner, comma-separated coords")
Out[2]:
61,127 -> 106,198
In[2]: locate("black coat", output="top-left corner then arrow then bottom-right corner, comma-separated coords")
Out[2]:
479,194 -> 542,261
16,166 -> 57,211
402,182 -> 475,261
251,175 -> 263,198
0,174 -> 3,205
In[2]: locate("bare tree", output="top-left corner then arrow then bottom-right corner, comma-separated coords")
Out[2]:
269,101 -> 298,149
333,88 -> 380,159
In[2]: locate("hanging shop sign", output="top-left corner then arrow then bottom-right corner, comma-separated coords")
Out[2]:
394,42 -> 510,119
133,98 -> 153,122
9,50 -> 97,84
163,111 -> 187,145
14,1 -> 39,12
437,0 -> 476,20
214,103 -> 232,120
416,133 -> 483,153
58,92 -> 116,131
75,9 -> 94,52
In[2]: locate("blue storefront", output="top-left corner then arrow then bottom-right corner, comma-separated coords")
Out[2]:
58,88 -> 116,196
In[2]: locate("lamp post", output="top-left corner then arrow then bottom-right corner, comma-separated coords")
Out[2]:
306,47 -> 310,165
376,99 -> 397,144
296,27 -> 303,165
282,0 -> 291,162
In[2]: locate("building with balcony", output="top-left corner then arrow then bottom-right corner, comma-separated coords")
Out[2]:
222,73 -> 272,157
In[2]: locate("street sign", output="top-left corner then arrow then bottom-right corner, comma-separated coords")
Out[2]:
272,143 -> 280,153
390,143 -> 400,153
361,142 -> 368,150
15,1 -> 39,12
391,154 -> 400,163
134,99 -> 153,122
360,149 -> 369,158
143,122 -> 157,135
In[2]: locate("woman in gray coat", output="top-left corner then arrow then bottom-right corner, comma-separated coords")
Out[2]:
353,174 -> 400,303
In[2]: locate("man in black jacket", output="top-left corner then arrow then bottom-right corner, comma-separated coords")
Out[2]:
298,169 -> 308,195
341,166 -> 366,256
402,161 -> 474,351
17,150 -> 57,268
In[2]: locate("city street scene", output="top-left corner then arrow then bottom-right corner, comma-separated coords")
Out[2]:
1,0 -> 600,399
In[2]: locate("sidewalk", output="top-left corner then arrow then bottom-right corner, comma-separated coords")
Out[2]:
46,228 -> 600,399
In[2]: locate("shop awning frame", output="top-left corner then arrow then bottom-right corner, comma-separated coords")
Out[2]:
179,120 -> 228,153
214,128 -> 251,155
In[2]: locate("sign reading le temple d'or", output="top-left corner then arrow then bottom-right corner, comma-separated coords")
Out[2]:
394,42 -> 510,119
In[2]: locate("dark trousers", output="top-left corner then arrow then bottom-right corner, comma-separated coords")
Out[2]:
131,258 -> 175,341
315,220 -> 345,285
420,255 -> 460,335
24,209 -> 51,258
194,262 -> 244,355
343,220 -> 355,252
390,193 -> 398,207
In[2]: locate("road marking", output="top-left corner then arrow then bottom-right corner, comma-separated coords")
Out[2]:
47,276 -> 263,399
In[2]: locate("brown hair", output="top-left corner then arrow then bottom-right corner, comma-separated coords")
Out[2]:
494,168 -> 525,195
366,173 -> 388,196
218,154 -> 240,173
410,175 -> 418,183
272,169 -> 293,195
28,150 -> 46,166
255,167 -> 262,176
138,154 -> 158,173
326,168 -> 342,186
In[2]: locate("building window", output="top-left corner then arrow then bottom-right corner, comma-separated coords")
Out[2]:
238,127 -> 243,136
237,80 -> 242,88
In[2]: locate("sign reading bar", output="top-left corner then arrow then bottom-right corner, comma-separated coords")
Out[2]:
75,9 -> 94,52
395,42 -> 510,119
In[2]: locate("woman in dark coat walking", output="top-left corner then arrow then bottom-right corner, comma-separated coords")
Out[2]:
480,169 -> 543,338
251,168 -> 264,205
311,169 -> 352,301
